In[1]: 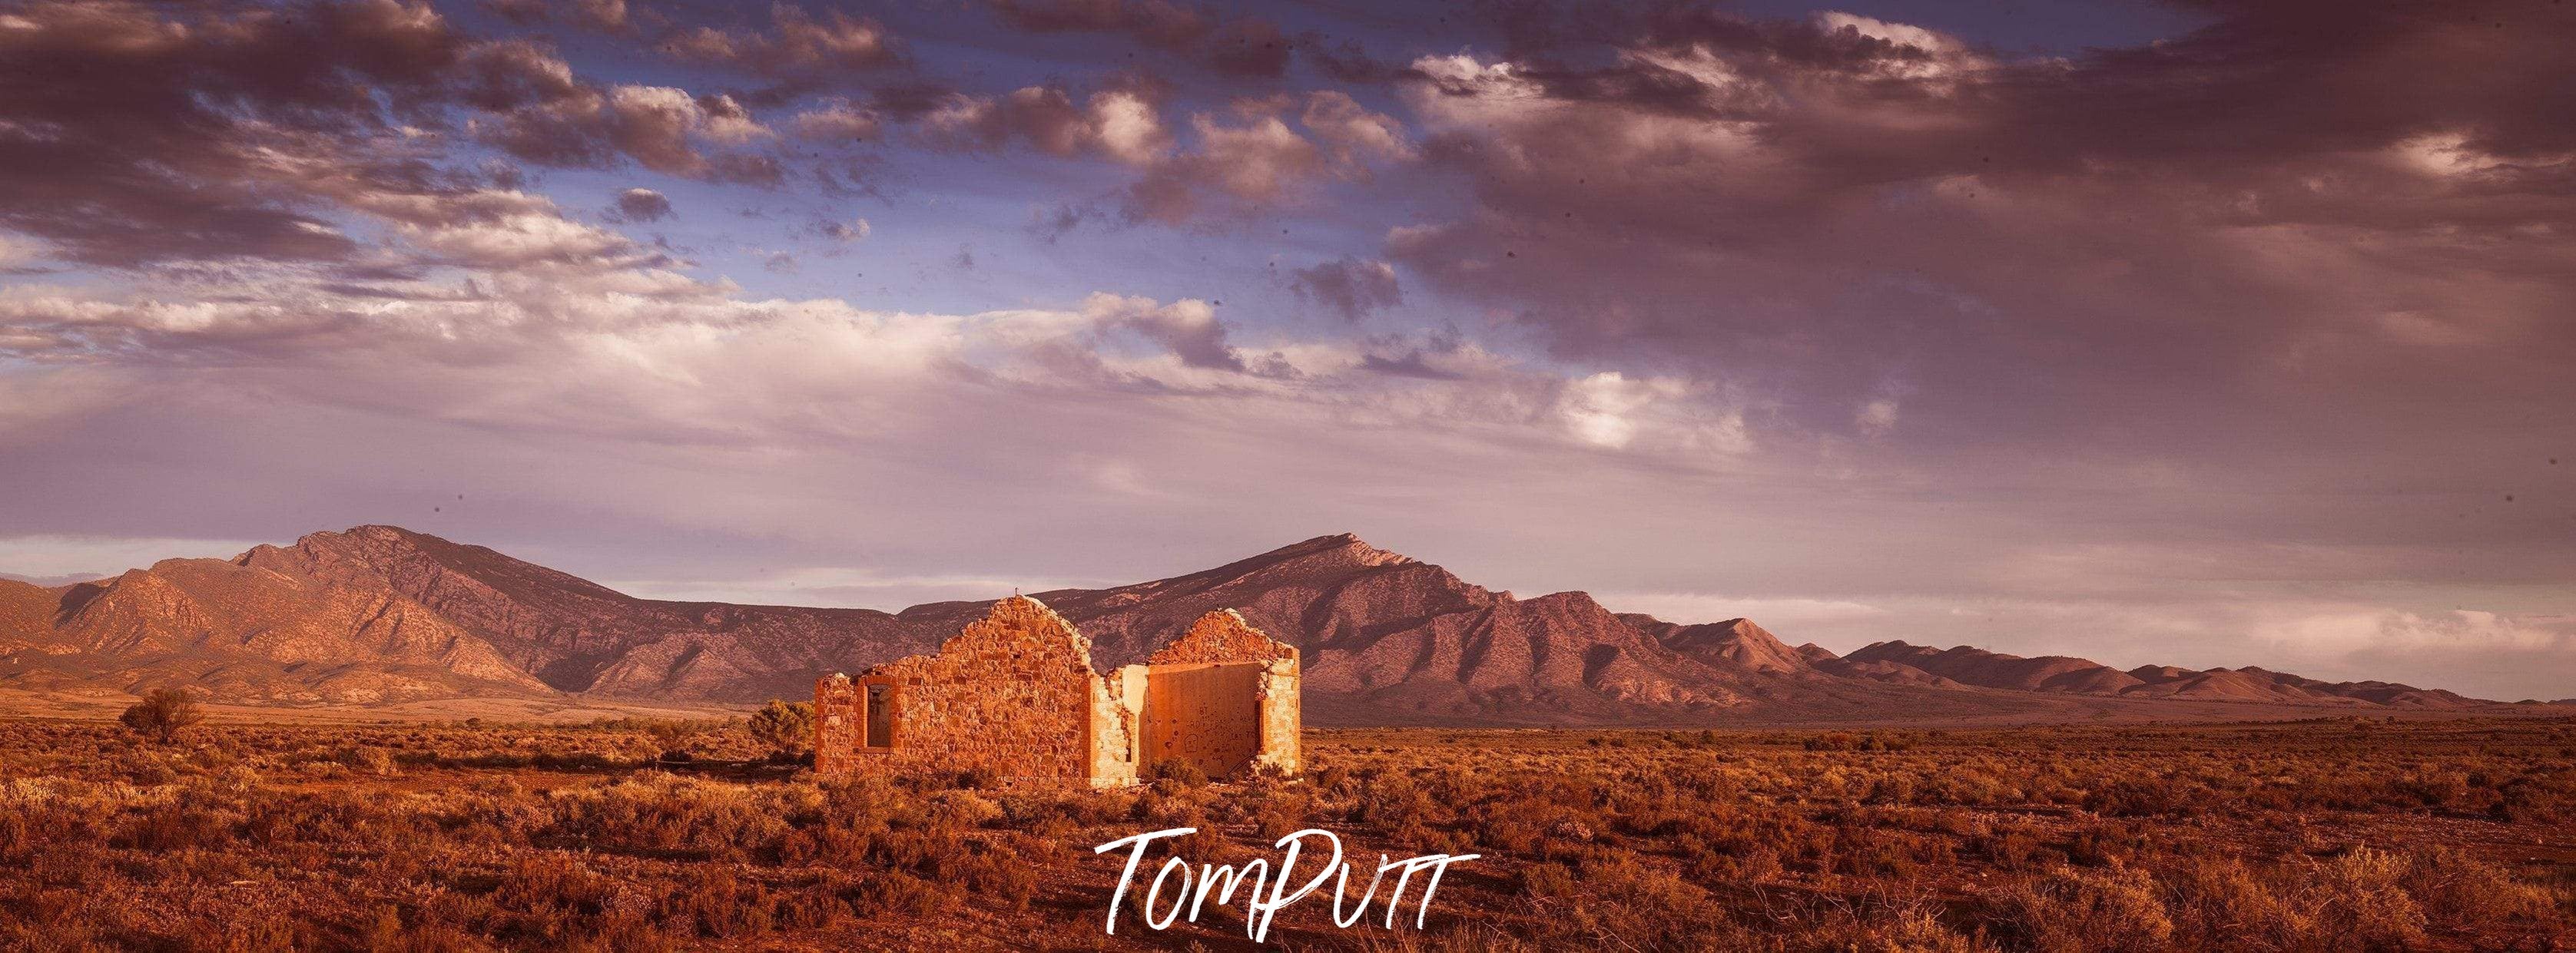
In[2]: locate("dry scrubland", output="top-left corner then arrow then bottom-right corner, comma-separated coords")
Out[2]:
0,716 -> 2571,951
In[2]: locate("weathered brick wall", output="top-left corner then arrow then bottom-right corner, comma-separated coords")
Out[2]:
1254,663 -> 1300,774
1142,662 -> 1263,777
814,596 -> 1111,787
1146,609 -> 1298,667
1142,610 -> 1301,777
814,601 -> 1298,787
814,672 -> 863,776
1092,665 -> 1145,787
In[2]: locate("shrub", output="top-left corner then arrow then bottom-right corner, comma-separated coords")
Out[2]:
2309,846 -> 2428,949
638,720 -> 711,761
2,709 -> 2570,951
2399,845 -> 2554,925
338,746 -> 397,776
1147,758 -> 1209,786
1998,865 -> 2175,953
2163,855 -> 2314,948
120,687 -> 204,743
746,701 -> 815,760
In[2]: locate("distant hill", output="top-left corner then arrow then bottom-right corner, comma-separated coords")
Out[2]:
0,526 -> 2521,724
1835,641 -> 2484,710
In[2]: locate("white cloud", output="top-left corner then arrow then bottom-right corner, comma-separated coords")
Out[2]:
788,98 -> 880,141
406,211 -> 637,270
1090,91 -> 1170,165
1301,91 -> 1412,166
1553,372 -> 1736,452
1858,399 -> 1900,435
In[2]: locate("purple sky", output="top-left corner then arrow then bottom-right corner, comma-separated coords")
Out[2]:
2,0 -> 2570,698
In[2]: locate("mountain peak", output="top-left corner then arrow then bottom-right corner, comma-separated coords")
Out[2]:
1638,613 -> 1811,676
303,524 -> 436,547
1237,532 -> 1417,571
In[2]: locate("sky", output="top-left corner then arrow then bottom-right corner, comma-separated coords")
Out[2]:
1,0 -> 2571,699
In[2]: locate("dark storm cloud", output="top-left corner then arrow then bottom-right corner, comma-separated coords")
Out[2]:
1387,0 -> 2576,463
0,0 -> 791,269
0,0 -> 484,266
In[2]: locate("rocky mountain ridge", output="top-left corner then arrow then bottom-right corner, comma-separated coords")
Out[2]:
0,526 -> 2518,723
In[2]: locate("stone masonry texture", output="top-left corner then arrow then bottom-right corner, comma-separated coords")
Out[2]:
815,597 -> 1298,787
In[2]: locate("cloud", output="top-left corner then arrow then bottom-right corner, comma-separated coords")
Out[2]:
1081,293 -> 1244,372
1124,111 -> 1318,222
1290,256 -> 1402,320
1088,91 -> 1173,165
1300,91 -> 1413,167
403,211 -> 643,270
1204,18 -> 1290,78
1378,2 -> 2576,478
1553,372 -> 1739,452
986,1 -> 1290,78
987,0 -> 1211,51
0,0 -> 799,273
661,3 -> 900,74
787,98 -> 880,141
478,84 -> 784,183
611,187 -> 674,222
920,86 -> 1170,166
1122,94 -> 1411,223
1855,399 -> 1898,437
478,0 -> 628,32
0,264 -> 1753,496
0,0 -> 495,266
566,0 -> 628,32
0,0 -> 2567,701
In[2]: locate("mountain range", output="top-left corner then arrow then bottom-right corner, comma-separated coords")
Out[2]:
0,526 -> 2548,725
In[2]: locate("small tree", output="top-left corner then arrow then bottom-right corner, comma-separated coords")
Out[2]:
747,700 -> 816,760
120,687 -> 204,743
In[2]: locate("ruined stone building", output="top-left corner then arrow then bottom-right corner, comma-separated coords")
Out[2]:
813,595 -> 1299,787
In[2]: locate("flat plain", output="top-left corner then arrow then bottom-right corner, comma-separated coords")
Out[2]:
2,715 -> 2570,951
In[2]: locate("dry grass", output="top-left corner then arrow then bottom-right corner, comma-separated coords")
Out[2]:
0,716 -> 2570,950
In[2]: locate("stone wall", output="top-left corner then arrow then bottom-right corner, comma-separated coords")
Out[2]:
815,600 -> 1295,787
1253,663 -> 1301,775
1093,665 -> 1146,787
1145,609 -> 1298,667
814,673 -> 862,776
1143,610 -> 1301,778
1142,661 -> 1263,777
815,596 -> 1119,787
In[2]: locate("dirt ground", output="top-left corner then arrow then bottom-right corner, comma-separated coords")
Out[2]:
2,714 -> 2571,951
